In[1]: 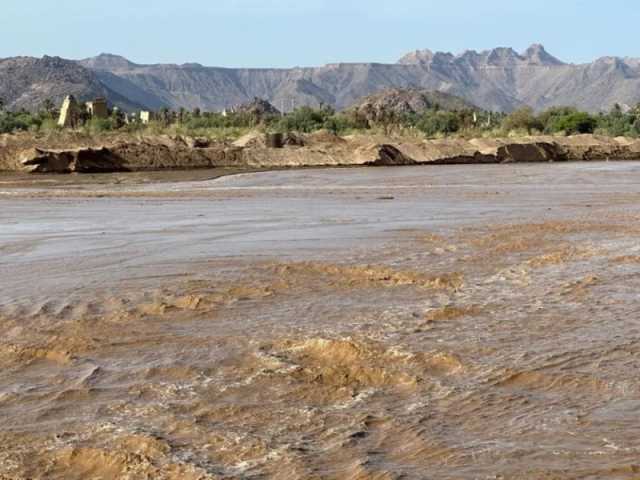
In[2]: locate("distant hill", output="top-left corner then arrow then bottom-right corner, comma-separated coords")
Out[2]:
347,88 -> 476,123
0,55 -> 144,112
3,45 -> 640,113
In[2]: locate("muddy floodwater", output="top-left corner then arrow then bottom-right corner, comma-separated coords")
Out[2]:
2,163 -> 640,479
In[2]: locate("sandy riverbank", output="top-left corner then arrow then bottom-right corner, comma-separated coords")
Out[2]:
2,131 -> 640,174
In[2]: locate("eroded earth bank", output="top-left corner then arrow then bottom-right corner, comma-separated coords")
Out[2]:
2,163 -> 640,479
3,131 -> 640,173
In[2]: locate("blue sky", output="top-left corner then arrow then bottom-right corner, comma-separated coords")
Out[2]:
2,0 -> 637,67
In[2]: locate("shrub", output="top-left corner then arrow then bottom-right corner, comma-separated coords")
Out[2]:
502,107 -> 543,134
549,111 -> 597,135
39,118 -> 61,133
538,106 -> 574,132
323,113 -> 358,135
595,106 -> 638,137
0,111 -> 42,133
85,117 -> 116,133
415,110 -> 460,137
278,106 -> 334,133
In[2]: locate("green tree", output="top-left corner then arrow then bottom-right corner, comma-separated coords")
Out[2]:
0,110 -> 43,133
278,106 -> 331,133
538,106 -> 577,132
549,111 -> 597,135
596,105 -> 635,136
502,107 -> 543,134
415,110 -> 460,137
323,113 -> 357,135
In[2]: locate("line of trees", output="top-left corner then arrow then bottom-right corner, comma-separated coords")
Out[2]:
142,101 -> 640,138
3,96 -> 640,138
502,104 -> 640,136
0,96 -> 66,133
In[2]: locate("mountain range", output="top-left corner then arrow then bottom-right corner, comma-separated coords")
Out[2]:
2,45 -> 640,113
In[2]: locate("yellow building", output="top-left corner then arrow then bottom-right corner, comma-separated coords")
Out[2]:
86,98 -> 108,119
58,95 -> 81,128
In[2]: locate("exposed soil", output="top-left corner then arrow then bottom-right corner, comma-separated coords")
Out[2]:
3,131 -> 640,174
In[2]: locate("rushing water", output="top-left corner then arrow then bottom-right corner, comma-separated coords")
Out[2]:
1,163 -> 640,479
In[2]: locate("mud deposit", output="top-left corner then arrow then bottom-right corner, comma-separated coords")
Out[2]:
2,163 -> 640,479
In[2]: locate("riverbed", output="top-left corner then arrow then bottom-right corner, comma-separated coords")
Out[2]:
2,163 -> 640,479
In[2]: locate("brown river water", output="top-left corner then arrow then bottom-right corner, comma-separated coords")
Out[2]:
1,163 -> 640,479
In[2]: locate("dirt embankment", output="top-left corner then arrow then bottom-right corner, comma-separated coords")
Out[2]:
2,131 -> 640,173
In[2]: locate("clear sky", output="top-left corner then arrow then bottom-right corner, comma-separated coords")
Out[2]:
2,0 -> 637,67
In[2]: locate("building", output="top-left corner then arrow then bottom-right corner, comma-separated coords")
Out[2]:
140,111 -> 153,124
85,98 -> 108,119
58,95 -> 81,128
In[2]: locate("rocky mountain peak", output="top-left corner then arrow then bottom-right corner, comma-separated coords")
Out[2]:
400,45 -> 565,68
485,47 -> 522,66
523,44 -> 564,66
397,49 -> 435,65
